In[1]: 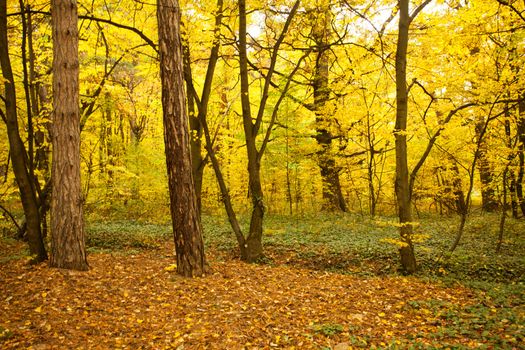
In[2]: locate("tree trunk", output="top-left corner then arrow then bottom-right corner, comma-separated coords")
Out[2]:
497,167 -> 507,253
49,0 -> 88,270
244,159 -> 264,262
182,43 -> 205,214
157,0 -> 208,277
29,8 -> 52,240
312,2 -> 346,212
238,0 -> 265,262
394,0 -> 417,274
182,0 -> 223,215
517,93 -> 525,217
504,114 -> 519,218
451,162 -> 467,216
0,2 -> 47,262
475,116 -> 498,212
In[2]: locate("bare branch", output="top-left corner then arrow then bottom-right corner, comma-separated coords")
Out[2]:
409,0 -> 433,24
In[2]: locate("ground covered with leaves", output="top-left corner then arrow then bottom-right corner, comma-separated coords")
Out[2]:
1,213 -> 524,349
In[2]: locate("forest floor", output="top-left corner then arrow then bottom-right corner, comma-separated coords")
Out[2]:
1,213 -> 524,349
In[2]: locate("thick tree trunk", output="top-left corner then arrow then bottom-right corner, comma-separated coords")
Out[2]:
312,2 -> 346,212
49,0 -> 88,270
0,2 -> 47,262
157,0 -> 208,277
394,0 -> 417,274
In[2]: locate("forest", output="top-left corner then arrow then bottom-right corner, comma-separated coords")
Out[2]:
1,0 -> 524,348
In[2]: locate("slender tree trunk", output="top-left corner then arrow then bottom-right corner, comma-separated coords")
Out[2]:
183,43 -> 204,213
49,0 -> 88,270
394,0 -> 417,274
516,93 -> 525,217
238,0 -> 264,262
157,0 -> 208,277
504,113 -> 519,218
312,2 -> 346,212
182,0 -> 223,215
366,112 -> 377,216
450,132 -> 487,252
497,115 -> 515,252
29,7 -> 51,240
450,162 -> 467,216
0,2 -> 47,262
497,167 -> 507,253
236,0 -> 298,261
19,2 -> 34,176
476,116 -> 498,212
285,124 -> 293,215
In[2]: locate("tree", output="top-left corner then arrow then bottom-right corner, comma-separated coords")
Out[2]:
0,1 -> 47,263
394,0 -> 432,274
311,0 -> 347,212
49,0 -> 88,270
182,0 -> 224,214
237,0 -> 301,261
157,0 -> 208,277
476,115 -> 499,212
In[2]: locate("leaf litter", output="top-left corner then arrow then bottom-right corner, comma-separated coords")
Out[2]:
1,243 -> 523,349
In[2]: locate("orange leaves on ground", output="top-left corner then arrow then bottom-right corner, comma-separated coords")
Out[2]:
0,245 -> 515,349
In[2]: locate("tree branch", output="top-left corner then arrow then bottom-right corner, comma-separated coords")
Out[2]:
11,10 -> 157,52
409,0 -> 433,24
253,0 -> 300,136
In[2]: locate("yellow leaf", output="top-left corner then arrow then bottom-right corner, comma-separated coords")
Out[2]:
35,306 -> 42,313
164,264 -> 177,272
378,312 -> 385,317
41,292 -> 48,298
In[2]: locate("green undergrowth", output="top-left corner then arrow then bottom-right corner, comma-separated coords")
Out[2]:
79,212 -> 525,290
200,213 -> 524,283
86,220 -> 171,251
2,212 -> 523,285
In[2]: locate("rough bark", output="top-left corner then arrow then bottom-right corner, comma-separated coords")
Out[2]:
0,2 -> 47,262
394,0 -> 417,274
49,0 -> 88,270
312,2 -> 346,212
157,0 -> 208,277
